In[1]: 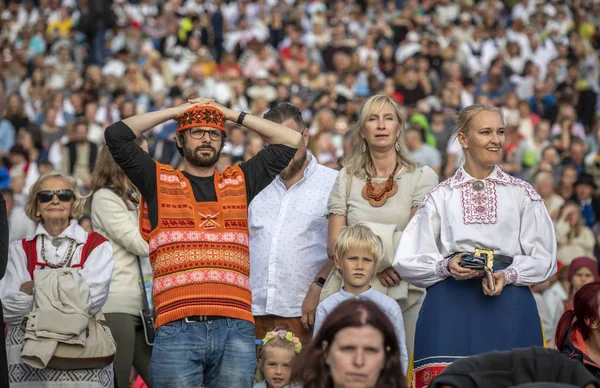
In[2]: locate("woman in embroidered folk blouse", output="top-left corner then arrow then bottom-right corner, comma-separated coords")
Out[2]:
326,95 -> 438,359
393,104 -> 557,388
0,172 -> 115,388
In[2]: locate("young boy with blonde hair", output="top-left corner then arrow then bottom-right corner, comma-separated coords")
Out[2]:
314,222 -> 408,374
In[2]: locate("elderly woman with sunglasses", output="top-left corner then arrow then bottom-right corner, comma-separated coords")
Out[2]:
0,171 -> 115,387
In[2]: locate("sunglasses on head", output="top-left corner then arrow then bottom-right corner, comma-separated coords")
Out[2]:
37,189 -> 74,203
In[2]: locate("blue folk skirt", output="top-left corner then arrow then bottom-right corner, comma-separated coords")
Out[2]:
411,276 -> 543,388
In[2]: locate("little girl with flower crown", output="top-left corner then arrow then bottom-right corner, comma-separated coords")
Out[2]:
254,327 -> 303,388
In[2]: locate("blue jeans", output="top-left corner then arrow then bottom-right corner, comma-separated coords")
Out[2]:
149,318 -> 256,388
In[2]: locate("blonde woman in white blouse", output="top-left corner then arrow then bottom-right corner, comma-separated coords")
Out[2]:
326,95 -> 438,360
393,104 -> 557,388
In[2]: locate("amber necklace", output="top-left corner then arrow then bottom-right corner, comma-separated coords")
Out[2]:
362,161 -> 400,207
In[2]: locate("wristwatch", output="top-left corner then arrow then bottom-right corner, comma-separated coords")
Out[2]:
236,111 -> 248,127
313,277 -> 326,288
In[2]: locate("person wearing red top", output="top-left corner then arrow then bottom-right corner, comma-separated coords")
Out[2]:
556,281 -> 600,381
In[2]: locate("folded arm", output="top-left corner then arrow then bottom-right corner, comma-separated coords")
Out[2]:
0,242 -> 34,324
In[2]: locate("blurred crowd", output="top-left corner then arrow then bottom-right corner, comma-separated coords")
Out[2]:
0,0 -> 598,177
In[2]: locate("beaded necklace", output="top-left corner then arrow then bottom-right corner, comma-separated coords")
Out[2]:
40,235 -> 77,268
361,161 -> 400,207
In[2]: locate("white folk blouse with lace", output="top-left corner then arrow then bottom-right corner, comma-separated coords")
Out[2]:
393,166 -> 557,289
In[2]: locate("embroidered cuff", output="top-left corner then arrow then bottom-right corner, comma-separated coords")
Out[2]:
435,258 -> 451,279
500,267 -> 518,285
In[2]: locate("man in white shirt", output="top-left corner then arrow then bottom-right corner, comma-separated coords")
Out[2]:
249,103 -> 338,342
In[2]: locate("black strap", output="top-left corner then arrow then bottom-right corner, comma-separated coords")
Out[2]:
445,253 -> 513,270
89,142 -> 98,173
493,254 -> 513,270
67,142 -> 77,175
136,256 -> 151,312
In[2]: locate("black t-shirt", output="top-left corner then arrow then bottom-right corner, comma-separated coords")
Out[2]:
105,121 -> 297,230
397,84 -> 426,107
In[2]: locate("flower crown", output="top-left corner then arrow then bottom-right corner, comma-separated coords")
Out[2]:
262,330 -> 302,354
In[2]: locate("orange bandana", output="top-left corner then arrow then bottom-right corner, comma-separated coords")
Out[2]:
177,106 -> 226,133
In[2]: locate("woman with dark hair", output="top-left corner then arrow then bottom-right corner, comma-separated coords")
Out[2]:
291,299 -> 406,388
556,281 -> 600,381
17,124 -> 49,163
5,94 -> 30,131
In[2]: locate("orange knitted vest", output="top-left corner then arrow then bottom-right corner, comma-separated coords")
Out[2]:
139,163 -> 251,327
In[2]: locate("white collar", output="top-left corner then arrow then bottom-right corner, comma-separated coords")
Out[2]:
28,219 -> 88,244
449,165 -> 512,189
339,287 -> 374,299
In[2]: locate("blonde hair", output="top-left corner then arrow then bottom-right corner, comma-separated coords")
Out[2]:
454,104 -> 504,138
534,171 -> 554,187
333,222 -> 385,266
344,95 -> 417,178
24,172 -> 86,223
258,326 -> 302,364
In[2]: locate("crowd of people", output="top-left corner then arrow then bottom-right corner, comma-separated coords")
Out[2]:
0,0 -> 599,387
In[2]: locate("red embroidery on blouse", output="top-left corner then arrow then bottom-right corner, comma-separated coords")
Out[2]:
435,258 -> 451,278
461,180 -> 498,224
454,169 -> 464,183
506,175 -> 543,201
488,168 -> 543,202
501,267 -> 518,284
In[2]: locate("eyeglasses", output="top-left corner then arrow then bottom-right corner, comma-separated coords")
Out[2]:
37,189 -> 74,203
188,129 -> 222,141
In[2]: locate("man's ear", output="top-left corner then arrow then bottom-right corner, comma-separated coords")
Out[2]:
176,133 -> 184,148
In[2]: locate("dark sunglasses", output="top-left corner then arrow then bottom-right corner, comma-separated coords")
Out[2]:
37,189 -> 74,203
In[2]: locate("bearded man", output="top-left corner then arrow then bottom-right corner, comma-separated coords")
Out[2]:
248,103 -> 338,343
104,97 -> 302,388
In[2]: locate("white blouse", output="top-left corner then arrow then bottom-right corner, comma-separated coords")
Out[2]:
0,220 -> 115,325
393,166 -> 557,289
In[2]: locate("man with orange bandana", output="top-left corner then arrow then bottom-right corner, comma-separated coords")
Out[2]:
104,97 -> 302,388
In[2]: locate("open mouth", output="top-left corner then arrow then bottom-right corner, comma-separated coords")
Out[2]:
487,147 -> 499,152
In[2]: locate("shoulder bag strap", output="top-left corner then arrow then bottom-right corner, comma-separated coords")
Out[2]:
136,256 -> 151,312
